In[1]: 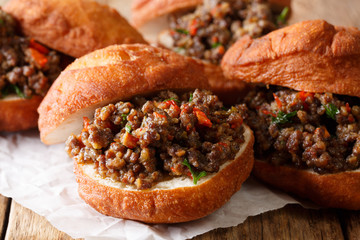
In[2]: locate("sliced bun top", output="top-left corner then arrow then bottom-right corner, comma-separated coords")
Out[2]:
38,44 -> 210,145
4,0 -> 147,58
132,0 -> 202,27
221,20 -> 360,98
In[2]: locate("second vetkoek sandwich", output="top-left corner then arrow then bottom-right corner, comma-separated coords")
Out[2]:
222,19 -> 360,209
0,0 -> 146,132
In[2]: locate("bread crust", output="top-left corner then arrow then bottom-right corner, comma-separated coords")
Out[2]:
221,20 -> 360,98
132,0 -> 203,27
253,160 -> 360,209
74,125 -> 254,223
4,0 -> 147,58
0,95 -> 42,132
38,44 -> 211,144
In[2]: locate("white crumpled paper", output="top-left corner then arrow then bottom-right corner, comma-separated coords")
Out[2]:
0,0 -> 306,239
0,131 -> 301,239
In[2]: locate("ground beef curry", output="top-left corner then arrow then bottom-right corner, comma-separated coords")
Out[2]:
242,86 -> 360,174
66,89 -> 246,189
167,0 -> 286,64
0,9 -> 61,99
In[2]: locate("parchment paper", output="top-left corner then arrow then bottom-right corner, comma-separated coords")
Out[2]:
0,1 -> 308,239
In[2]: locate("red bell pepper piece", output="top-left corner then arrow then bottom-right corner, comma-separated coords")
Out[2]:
29,48 -> 48,68
29,39 -> 49,54
193,107 -> 212,128
273,93 -> 282,108
122,132 -> 139,149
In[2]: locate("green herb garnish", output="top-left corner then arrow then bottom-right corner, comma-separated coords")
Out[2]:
182,158 -> 207,185
276,6 -> 289,25
0,19 -> 4,25
121,113 -> 128,121
13,84 -> 26,98
211,42 -> 222,48
189,93 -> 193,102
1,84 -> 27,98
324,103 -> 340,120
271,111 -> 297,125
175,28 -> 189,35
163,97 -> 180,103
125,124 -> 132,133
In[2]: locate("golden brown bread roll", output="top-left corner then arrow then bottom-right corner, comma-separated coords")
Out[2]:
0,96 -> 42,132
221,20 -> 360,98
74,126 -> 254,223
253,161 -> 360,210
221,20 -> 360,209
38,44 -> 255,223
38,44 -> 211,144
4,0 -> 147,58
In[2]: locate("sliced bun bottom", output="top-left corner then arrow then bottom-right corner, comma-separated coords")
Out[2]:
74,125 -> 254,223
253,160 -> 360,210
0,95 -> 42,131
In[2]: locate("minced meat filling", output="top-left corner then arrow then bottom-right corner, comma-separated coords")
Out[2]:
168,0 -> 282,64
66,89 -> 245,189
242,86 -> 360,174
0,9 -> 61,98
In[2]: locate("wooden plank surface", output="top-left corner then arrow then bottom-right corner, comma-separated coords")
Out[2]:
194,205 -> 344,240
338,210 -> 360,240
2,197 -> 349,240
4,200 -> 76,240
1,0 -> 360,239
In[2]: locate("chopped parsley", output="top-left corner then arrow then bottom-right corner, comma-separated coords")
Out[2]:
271,111 -> 297,125
276,7 -> 289,25
1,84 -> 27,98
189,93 -> 193,102
121,113 -> 128,121
125,124 -> 132,133
13,84 -> 26,98
324,103 -> 340,120
175,28 -> 189,35
182,158 -> 207,185
211,42 -> 222,48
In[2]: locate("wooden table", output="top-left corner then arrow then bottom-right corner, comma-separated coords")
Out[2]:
1,0 -> 360,239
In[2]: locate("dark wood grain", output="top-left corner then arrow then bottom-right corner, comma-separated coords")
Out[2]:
193,205 -> 344,240
338,210 -> 360,240
0,195 -> 10,239
4,201 -> 77,240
